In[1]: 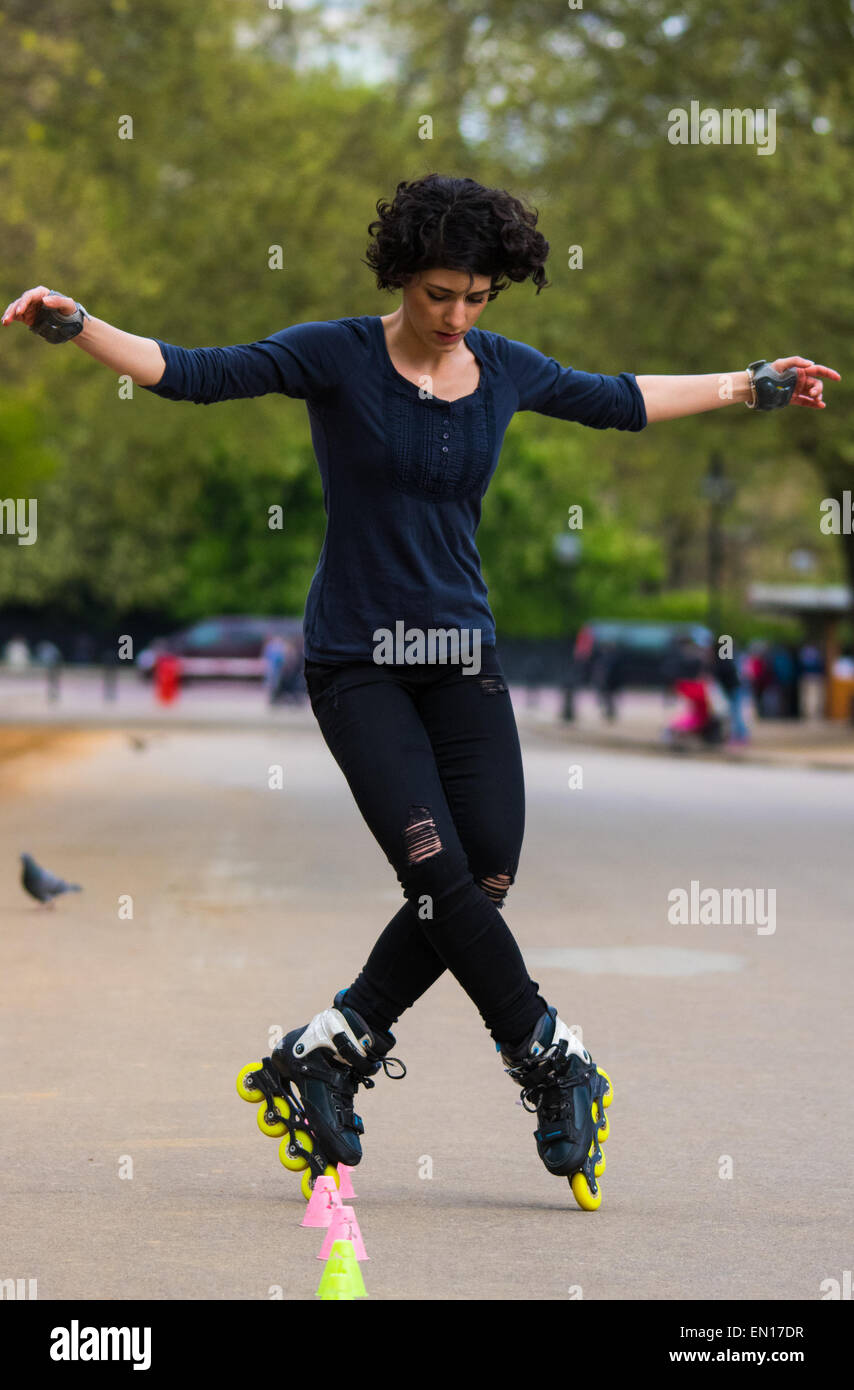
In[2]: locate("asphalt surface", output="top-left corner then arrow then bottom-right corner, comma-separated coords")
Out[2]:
1,719 -> 851,1301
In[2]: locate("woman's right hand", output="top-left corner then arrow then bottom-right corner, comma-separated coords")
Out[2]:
2,285 -> 77,327
3,285 -> 166,383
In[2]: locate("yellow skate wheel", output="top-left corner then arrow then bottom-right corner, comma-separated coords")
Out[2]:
591,1101 -> 610,1143
236,1063 -> 265,1103
257,1095 -> 291,1137
279,1127 -> 313,1172
597,1067 -> 613,1107
571,1171 -> 602,1212
300,1163 -> 341,1202
588,1140 -> 606,1178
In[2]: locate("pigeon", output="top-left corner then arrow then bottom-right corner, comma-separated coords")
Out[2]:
20,853 -> 82,906
127,735 -> 148,751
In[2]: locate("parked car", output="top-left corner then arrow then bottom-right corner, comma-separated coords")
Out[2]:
137,615 -> 304,682
572,620 -> 713,689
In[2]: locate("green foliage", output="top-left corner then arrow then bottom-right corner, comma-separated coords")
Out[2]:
0,386 -> 59,496
1,0 -> 851,638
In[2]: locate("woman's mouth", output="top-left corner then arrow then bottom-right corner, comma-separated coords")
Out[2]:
436,330 -> 461,341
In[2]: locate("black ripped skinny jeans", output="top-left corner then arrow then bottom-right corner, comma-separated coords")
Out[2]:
303,645 -> 549,1048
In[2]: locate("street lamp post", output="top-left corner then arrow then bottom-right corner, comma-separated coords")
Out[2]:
553,532 -> 583,720
700,453 -> 735,639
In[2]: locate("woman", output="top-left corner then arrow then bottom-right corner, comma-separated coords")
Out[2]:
3,172 -> 838,1211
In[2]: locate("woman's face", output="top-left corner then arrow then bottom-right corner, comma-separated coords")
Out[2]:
402,267 -> 492,349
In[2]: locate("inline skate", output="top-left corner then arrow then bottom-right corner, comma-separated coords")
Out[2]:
236,989 -> 406,1200
500,1006 -> 613,1211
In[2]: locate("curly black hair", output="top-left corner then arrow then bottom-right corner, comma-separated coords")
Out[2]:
362,173 -> 551,299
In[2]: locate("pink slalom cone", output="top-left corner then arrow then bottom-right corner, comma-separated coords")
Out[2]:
317,1206 -> 368,1261
336,1164 -> 356,1199
301,1176 -> 343,1229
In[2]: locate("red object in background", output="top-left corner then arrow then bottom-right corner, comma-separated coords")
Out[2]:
670,678 -> 711,732
573,625 -> 595,661
154,652 -> 181,704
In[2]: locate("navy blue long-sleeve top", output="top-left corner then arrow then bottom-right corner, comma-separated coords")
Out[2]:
143,315 -> 647,662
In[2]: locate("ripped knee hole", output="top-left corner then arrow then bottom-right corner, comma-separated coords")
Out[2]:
477,871 -> 513,904
404,805 -> 444,864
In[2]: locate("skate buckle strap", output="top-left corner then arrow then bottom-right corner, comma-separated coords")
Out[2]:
332,1091 -> 364,1133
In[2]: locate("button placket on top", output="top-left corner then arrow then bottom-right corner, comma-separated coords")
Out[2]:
379,323 -> 495,500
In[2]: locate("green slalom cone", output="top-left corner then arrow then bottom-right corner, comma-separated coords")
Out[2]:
317,1257 -> 355,1299
329,1239 -> 367,1297
317,1252 -> 360,1299
316,1239 -> 366,1299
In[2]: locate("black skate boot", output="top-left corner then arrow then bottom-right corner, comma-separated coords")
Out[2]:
236,989 -> 406,1200
499,1006 -> 613,1211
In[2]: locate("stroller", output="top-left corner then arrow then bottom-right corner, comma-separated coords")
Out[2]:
664,677 -> 729,748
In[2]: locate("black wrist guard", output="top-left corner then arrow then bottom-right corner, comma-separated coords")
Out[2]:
29,297 -> 90,344
746,359 -> 798,410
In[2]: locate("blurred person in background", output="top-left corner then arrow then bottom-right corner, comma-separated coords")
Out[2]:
713,642 -> 749,745
592,639 -> 624,721
35,638 -> 63,702
262,631 -> 287,705
745,639 -> 772,719
768,642 -> 800,719
798,641 -> 824,719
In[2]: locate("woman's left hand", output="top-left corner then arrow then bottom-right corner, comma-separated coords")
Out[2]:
771,356 -> 841,409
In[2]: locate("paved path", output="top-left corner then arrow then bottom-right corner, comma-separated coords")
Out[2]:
3,668 -> 853,770
0,721 -> 851,1300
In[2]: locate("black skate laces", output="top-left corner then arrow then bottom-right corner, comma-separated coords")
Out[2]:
378,1055 -> 407,1079
506,1041 -> 594,1116
331,1025 -> 407,1084
341,1055 -> 407,1091
329,1048 -> 407,1091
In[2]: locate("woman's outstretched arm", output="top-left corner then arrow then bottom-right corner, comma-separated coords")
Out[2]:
2,286 -> 166,385
636,356 -> 840,423
3,284 -> 348,403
